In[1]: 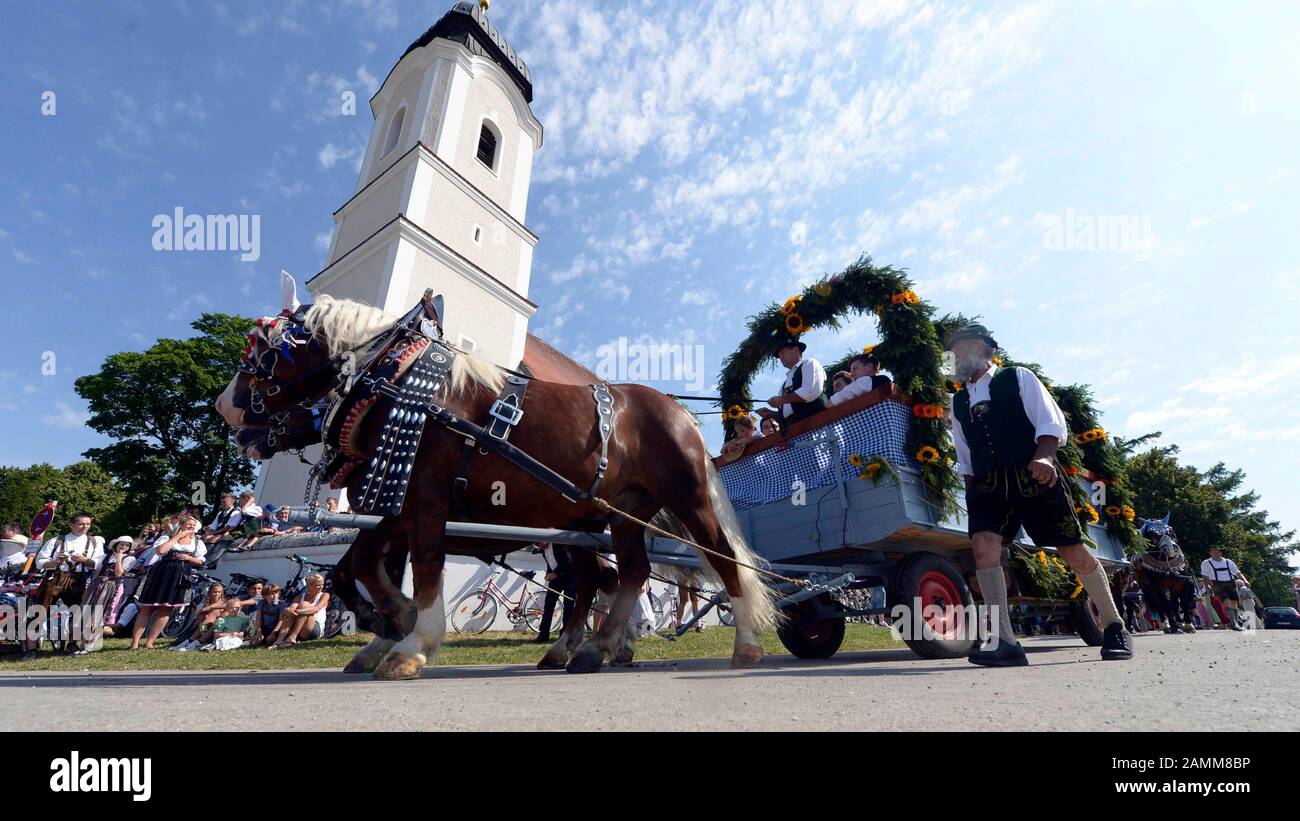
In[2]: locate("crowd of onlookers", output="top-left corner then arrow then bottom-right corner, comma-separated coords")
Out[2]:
0,491 -> 340,658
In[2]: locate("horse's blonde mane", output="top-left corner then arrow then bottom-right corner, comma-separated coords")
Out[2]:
304,294 -> 504,398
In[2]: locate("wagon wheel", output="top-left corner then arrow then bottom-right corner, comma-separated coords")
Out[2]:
894,552 -> 979,659
776,593 -> 845,659
1068,599 -> 1106,646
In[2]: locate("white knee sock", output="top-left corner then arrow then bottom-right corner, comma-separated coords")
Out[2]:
975,567 -> 1017,647
1078,562 -> 1123,628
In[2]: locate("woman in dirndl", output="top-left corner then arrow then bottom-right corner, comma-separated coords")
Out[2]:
130,516 -> 208,650
75,535 -> 138,654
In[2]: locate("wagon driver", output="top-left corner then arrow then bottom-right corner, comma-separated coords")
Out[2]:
947,324 -> 1133,666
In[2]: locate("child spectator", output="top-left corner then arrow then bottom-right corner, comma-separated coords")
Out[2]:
203,601 -> 252,651
251,584 -> 285,647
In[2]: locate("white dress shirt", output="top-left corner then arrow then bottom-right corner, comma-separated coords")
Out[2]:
829,374 -> 879,407
206,506 -> 243,534
780,357 -> 827,419
951,366 -> 1069,478
1200,557 -> 1242,583
35,533 -> 105,572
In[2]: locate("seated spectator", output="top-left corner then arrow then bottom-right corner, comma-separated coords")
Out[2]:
829,353 -> 893,407
203,601 -> 253,651
1,523 -> 29,569
719,415 -> 762,462
831,371 -> 852,394
250,584 -> 285,647
269,573 -> 330,648
243,505 -> 302,548
236,492 -> 263,536
204,492 -> 244,543
171,580 -> 228,652
760,416 -> 780,437
230,579 -> 265,615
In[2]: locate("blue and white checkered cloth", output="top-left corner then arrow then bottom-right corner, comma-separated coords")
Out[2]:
720,401 -> 912,511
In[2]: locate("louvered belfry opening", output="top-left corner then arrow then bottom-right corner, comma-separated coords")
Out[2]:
477,123 -> 497,169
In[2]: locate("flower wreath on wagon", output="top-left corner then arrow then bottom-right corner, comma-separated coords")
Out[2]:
716,254 -> 961,515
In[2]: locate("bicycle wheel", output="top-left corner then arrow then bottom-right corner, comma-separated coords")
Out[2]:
652,594 -> 676,630
450,591 -> 498,634
522,591 -> 551,634
161,585 -> 203,640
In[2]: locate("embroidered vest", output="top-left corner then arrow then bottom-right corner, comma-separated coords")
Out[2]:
953,367 -> 1038,476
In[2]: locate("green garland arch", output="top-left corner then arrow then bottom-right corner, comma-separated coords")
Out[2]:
716,255 -> 1143,554
717,255 -> 961,510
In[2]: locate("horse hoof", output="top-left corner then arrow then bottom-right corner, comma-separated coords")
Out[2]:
372,651 -> 424,681
566,649 -> 604,674
537,653 -> 567,670
731,643 -> 763,669
343,655 -> 375,674
613,646 -> 635,665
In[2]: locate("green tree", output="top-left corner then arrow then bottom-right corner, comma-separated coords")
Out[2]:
0,462 -> 126,540
1123,444 -> 1297,607
74,313 -> 256,527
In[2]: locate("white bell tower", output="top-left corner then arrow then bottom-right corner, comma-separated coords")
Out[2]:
307,0 -> 541,368
255,1 -> 542,507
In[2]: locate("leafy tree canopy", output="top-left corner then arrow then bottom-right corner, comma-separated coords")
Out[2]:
73,313 -> 256,527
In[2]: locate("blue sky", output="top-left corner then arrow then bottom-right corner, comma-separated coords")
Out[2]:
1,1 -> 1298,536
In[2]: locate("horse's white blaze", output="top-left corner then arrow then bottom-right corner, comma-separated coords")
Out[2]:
389,589 -> 446,667
216,377 -> 245,427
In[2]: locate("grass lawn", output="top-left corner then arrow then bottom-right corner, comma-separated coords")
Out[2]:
0,624 -> 903,673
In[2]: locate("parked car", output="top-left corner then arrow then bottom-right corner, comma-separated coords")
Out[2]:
1261,607 -> 1299,629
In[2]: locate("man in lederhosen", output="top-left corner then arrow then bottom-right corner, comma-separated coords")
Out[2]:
24,512 -> 104,658
1200,547 -> 1249,631
948,325 -> 1133,666
756,335 -> 828,432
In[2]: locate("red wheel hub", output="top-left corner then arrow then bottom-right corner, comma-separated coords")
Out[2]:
917,570 -> 963,639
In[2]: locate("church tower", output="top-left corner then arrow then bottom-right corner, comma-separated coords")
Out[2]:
255,1 -> 542,506
308,0 -> 542,368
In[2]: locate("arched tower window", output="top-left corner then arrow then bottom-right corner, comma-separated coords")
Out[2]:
382,107 -> 406,157
476,120 -> 500,172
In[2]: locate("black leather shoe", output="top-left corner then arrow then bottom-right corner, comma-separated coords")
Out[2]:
968,640 -> 1028,667
1100,623 -> 1134,660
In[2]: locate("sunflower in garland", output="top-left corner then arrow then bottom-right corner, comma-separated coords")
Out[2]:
722,404 -> 751,422
915,445 -> 941,463
784,312 -> 811,334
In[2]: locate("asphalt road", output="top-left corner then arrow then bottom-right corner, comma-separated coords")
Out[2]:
4,629 -> 1296,731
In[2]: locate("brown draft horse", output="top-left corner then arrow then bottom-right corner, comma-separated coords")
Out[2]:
216,291 -> 777,679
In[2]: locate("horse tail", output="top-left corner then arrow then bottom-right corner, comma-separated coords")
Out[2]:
702,460 -> 780,631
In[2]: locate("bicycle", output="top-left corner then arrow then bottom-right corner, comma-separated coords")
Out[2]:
448,565 -> 551,635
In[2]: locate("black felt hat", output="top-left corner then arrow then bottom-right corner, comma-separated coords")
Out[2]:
772,334 -> 807,356
945,323 -> 998,351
